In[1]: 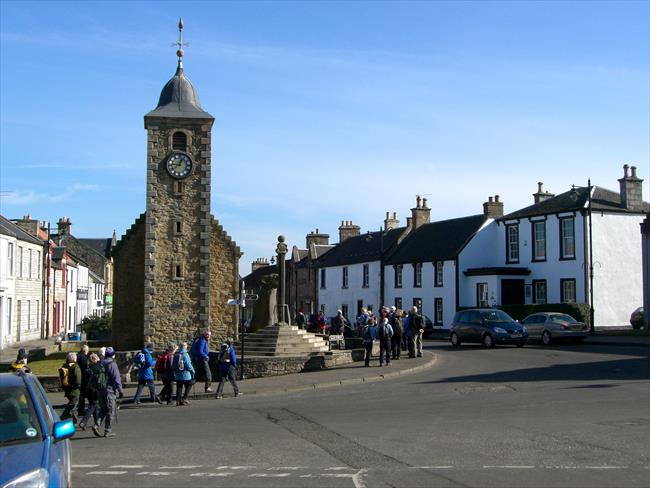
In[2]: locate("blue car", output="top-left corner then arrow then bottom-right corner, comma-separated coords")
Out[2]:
0,370 -> 74,487
450,308 -> 528,348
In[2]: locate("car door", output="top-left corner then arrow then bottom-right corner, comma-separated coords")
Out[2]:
523,315 -> 541,339
454,311 -> 470,340
467,311 -> 483,343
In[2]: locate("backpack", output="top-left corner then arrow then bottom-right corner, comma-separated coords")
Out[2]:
58,365 -> 70,388
190,337 -> 200,358
219,346 -> 231,364
174,352 -> 185,372
393,317 -> 404,335
88,364 -> 107,393
362,325 -> 372,342
133,351 -> 146,370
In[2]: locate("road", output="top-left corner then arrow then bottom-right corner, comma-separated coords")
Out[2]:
68,341 -> 650,487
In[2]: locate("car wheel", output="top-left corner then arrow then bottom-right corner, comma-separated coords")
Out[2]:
516,342 -> 525,348
482,333 -> 495,348
542,330 -> 552,346
450,332 -> 461,347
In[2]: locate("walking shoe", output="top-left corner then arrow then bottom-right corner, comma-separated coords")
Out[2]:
91,425 -> 102,438
104,431 -> 116,438
77,422 -> 86,431
133,401 -> 141,406
181,399 -> 190,406
235,392 -> 243,397
155,396 -> 163,405
205,387 -> 213,393
215,395 -> 223,399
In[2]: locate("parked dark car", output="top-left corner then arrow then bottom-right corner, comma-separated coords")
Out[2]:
421,314 -> 436,338
0,370 -> 74,487
521,312 -> 588,345
630,307 -> 644,329
449,309 -> 527,348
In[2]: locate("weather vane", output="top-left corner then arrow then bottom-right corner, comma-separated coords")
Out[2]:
173,17 -> 190,68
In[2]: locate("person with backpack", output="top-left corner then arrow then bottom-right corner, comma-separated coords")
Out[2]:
59,352 -> 82,424
410,306 -> 425,357
362,316 -> 377,367
133,343 -> 160,405
76,344 -> 90,417
190,329 -> 213,393
215,339 -> 241,399
377,316 -> 394,367
78,353 -> 106,434
100,347 -> 123,437
172,341 -> 195,406
391,310 -> 404,360
8,348 -> 31,373
155,343 -> 177,404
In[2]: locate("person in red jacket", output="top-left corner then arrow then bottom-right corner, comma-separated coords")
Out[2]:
155,343 -> 177,404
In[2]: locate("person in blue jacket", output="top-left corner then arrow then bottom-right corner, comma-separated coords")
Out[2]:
133,343 -> 160,405
215,339 -> 241,399
173,341 -> 195,406
191,329 -> 212,393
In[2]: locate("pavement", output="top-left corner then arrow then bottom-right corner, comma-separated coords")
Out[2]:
0,336 -> 59,364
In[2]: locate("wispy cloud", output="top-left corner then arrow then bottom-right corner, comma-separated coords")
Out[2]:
0,183 -> 99,205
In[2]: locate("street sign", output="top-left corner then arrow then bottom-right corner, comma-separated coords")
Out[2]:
245,294 -> 259,300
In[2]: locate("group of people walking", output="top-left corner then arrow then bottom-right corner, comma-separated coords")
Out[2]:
55,329 -> 241,437
358,305 -> 425,367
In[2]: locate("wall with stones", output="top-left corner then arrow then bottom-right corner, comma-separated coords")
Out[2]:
209,218 -> 241,344
111,215 -> 145,350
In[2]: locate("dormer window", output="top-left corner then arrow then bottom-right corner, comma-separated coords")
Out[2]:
172,131 -> 187,151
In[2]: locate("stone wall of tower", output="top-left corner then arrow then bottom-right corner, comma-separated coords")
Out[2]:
143,118 -> 213,347
209,218 -> 241,342
112,215 -> 146,350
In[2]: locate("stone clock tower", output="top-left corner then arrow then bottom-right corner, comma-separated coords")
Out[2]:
143,19 -> 213,339
112,20 -> 241,350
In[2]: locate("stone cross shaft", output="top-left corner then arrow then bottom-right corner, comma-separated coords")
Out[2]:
276,235 -> 288,323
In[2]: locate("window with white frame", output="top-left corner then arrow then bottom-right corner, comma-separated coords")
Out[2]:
7,242 -> 14,276
561,279 -> 576,303
560,217 -> 575,259
362,264 -> 369,288
506,224 -> 519,263
434,297 -> 443,325
477,283 -> 489,307
413,297 -> 422,310
533,280 -> 547,304
320,268 -> 326,289
394,265 -> 402,288
27,300 -> 31,330
413,263 -> 422,288
342,266 -> 349,288
394,297 -> 402,310
18,246 -> 23,278
6,297 -> 12,335
532,221 -> 546,261
37,250 -> 41,279
434,261 -> 443,287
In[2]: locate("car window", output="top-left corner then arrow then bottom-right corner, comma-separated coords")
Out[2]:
456,312 -> 468,323
29,378 -> 55,433
550,314 -> 576,323
480,310 -> 514,322
0,386 -> 43,445
468,311 -> 482,324
522,315 -> 536,324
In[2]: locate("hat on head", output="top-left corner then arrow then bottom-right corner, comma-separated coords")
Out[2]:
16,348 -> 28,361
105,347 -> 115,358
391,306 -> 396,311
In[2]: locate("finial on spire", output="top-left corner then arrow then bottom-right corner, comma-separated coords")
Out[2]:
176,17 -> 185,69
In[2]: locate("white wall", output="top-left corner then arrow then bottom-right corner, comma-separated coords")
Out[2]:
591,213 -> 645,327
318,261 -> 381,318
0,235 -> 17,349
13,239 -> 42,343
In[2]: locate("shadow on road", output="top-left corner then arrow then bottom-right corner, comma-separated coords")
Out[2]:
418,356 -> 650,384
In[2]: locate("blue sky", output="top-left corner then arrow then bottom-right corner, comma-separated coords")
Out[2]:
1,1 -> 648,273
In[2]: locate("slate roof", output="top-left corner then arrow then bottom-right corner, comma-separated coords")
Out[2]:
52,233 -> 108,277
241,263 -> 278,290
385,215 -> 487,265
145,66 -> 213,119
0,215 -> 43,246
501,186 -> 650,221
78,238 -> 113,259
316,227 -> 404,268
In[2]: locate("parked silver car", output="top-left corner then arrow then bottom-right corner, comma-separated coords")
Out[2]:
521,312 -> 588,345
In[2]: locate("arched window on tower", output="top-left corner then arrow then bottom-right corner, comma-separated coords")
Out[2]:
172,131 -> 187,151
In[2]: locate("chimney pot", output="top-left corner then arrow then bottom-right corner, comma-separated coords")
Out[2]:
386,211 -> 389,219
538,182 -> 543,192
631,166 -> 638,178
488,196 -> 493,203
422,197 -> 428,208
495,195 -> 500,202
623,164 -> 629,177
416,195 -> 422,208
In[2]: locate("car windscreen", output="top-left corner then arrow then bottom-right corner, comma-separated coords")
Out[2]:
549,314 -> 577,323
480,310 -> 514,322
0,386 -> 43,445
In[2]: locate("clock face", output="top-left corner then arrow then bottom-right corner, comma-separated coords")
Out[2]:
166,152 -> 193,179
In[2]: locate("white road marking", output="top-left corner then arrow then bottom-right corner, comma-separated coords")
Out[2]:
110,465 -> 146,469
136,472 -> 174,476
87,471 -> 128,475
216,465 -> 256,470
159,465 -> 202,469
267,466 -> 306,470
249,473 -> 291,477
483,466 -> 535,469
353,468 -> 368,488
585,466 -> 628,469
413,466 -> 454,469
190,472 -> 234,477
321,473 -> 355,478
326,467 -> 352,470
73,464 -> 99,468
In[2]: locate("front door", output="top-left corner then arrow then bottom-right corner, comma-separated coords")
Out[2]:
502,279 -> 525,305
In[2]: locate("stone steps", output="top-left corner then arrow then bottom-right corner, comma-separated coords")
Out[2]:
231,323 -> 329,357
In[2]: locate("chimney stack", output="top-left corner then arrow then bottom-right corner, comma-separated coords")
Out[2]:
57,217 -> 72,236
533,182 -> 555,204
251,258 -> 270,273
13,214 -> 41,238
619,164 -> 644,210
384,211 -> 400,231
306,229 -> 329,248
483,195 -> 504,218
338,221 -> 361,243
410,196 -> 431,230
